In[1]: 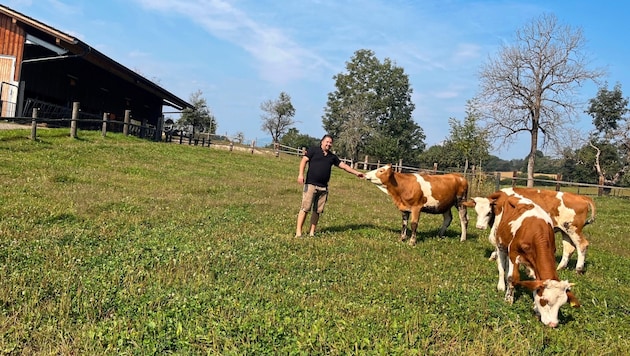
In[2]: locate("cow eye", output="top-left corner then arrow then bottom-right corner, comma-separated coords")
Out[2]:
539,298 -> 548,307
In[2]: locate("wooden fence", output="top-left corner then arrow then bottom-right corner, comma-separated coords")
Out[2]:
13,106 -> 630,198
21,102 -> 160,141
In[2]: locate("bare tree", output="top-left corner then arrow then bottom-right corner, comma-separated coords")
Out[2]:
477,13 -> 604,186
260,92 -> 296,144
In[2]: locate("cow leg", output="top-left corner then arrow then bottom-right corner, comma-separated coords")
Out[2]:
568,228 -> 589,274
408,209 -> 421,246
400,211 -> 410,242
557,232 -> 575,271
457,204 -> 468,241
438,209 -> 453,238
505,258 -> 518,305
495,246 -> 508,292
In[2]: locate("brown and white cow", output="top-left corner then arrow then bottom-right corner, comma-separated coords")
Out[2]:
484,188 -> 595,274
364,164 -> 468,244
464,193 -> 580,327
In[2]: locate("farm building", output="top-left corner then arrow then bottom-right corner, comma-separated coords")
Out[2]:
0,4 -> 192,136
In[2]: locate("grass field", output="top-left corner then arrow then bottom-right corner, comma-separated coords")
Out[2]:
1,128 -> 629,355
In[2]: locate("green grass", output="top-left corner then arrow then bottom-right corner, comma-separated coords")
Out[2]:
1,128 -> 629,355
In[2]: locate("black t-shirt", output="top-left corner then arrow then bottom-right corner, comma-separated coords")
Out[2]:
305,145 -> 341,187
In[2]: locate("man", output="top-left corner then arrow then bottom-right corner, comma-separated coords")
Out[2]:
295,134 -> 364,237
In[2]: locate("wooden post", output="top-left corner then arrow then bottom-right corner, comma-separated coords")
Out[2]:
250,140 -> 255,154
230,142 -> 234,151
363,155 -> 369,170
512,171 -> 517,188
30,107 -> 38,140
555,173 -> 562,191
70,101 -> 79,138
495,172 -> 501,192
398,159 -> 403,172
433,163 -> 438,174
123,110 -> 131,136
598,176 -> 604,197
101,112 -> 108,137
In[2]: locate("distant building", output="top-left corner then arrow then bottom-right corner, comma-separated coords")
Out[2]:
0,4 -> 192,135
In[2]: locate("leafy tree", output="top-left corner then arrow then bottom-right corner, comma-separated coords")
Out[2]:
279,128 -> 319,149
477,13 -> 604,187
445,99 -> 490,173
323,49 -> 425,163
417,143 -> 461,171
260,92 -> 296,144
585,83 -> 630,185
178,90 -> 217,135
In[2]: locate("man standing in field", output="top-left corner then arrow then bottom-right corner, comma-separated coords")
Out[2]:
295,134 -> 364,237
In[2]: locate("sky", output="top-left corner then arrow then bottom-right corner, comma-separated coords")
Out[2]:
5,0 -> 630,159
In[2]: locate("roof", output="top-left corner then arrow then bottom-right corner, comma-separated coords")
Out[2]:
0,4 -> 193,111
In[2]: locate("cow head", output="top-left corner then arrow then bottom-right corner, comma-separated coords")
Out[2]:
519,279 -> 579,328
365,164 -> 394,195
463,192 -> 508,229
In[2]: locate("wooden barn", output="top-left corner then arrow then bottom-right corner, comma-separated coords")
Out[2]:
0,4 -> 192,134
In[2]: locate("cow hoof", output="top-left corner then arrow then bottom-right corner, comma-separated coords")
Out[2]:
576,269 -> 585,275
408,239 -> 417,246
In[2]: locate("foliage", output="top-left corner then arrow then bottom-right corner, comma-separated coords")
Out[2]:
323,49 -> 425,163
260,91 -> 296,144
1,128 -> 629,354
445,99 -> 490,172
177,89 -> 217,135
477,13 -> 604,187
585,82 -> 630,185
279,128 -> 319,149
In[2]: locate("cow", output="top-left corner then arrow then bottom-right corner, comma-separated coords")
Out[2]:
464,193 -> 580,327
483,188 -> 595,274
364,164 -> 468,244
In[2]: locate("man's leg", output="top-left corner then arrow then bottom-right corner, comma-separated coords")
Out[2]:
309,211 -> 319,236
296,209 -> 308,237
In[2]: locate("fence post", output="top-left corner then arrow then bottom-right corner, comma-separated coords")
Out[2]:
363,155 -> 369,170
250,140 -> 255,154
101,112 -> 108,137
398,159 -> 403,172
230,142 -> 234,151
123,110 -> 131,136
70,101 -> 79,138
598,176 -> 604,197
433,163 -> 438,174
555,173 -> 562,191
512,171 -> 517,188
30,107 -> 38,140
495,172 -> 501,192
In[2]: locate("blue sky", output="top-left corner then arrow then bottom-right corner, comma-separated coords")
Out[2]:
6,0 -> 630,159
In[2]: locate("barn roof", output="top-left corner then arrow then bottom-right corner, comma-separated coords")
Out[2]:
0,4 -> 193,111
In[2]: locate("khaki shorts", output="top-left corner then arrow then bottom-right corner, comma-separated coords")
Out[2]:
300,184 -> 328,213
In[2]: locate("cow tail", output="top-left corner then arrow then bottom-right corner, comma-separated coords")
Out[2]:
585,197 -> 596,226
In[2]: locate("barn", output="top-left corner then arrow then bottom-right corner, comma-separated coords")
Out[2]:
0,4 -> 192,138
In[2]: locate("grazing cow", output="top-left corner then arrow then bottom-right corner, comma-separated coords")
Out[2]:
364,164 -> 468,244
484,188 -> 595,274
464,193 -> 580,327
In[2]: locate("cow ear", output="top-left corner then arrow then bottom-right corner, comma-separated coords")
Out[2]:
488,191 -> 504,204
567,291 -> 581,308
462,200 -> 476,208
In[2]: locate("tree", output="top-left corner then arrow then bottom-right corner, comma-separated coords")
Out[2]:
178,90 -> 216,135
477,13 -> 604,187
585,83 -> 630,185
260,92 -> 296,144
446,99 -> 490,173
279,128 -> 319,149
323,49 -> 425,163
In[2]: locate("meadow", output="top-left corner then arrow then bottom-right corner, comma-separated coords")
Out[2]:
1,128 -> 629,355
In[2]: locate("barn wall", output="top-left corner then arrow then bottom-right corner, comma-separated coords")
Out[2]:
0,12 -> 24,81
